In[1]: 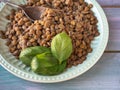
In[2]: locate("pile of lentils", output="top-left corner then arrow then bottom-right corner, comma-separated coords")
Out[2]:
0,0 -> 100,68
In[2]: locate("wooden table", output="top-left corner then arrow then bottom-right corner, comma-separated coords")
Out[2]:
0,0 -> 120,90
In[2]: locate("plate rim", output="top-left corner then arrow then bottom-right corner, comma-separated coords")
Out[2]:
0,0 -> 109,83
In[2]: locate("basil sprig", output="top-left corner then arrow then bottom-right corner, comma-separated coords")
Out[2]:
19,32 -> 73,75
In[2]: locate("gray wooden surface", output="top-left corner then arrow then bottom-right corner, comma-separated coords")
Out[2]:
0,54 -> 120,90
0,0 -> 120,90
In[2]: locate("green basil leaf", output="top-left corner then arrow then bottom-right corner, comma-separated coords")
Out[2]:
31,64 -> 58,76
45,61 -> 66,75
19,46 -> 50,66
51,32 -> 73,64
57,61 -> 66,73
31,58 -> 66,75
31,52 -> 58,68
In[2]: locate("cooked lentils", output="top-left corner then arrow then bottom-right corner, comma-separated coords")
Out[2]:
0,0 -> 100,67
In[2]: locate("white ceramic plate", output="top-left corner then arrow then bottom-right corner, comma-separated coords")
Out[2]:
0,0 -> 109,83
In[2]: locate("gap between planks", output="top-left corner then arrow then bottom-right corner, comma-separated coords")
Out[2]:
104,50 -> 120,53
102,6 -> 120,8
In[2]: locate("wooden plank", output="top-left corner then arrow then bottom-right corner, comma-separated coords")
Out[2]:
0,53 -> 120,90
103,8 -> 120,51
97,0 -> 120,7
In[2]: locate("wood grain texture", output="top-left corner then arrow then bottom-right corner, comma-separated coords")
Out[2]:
97,0 -> 120,7
104,8 -> 120,50
0,53 -> 120,90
